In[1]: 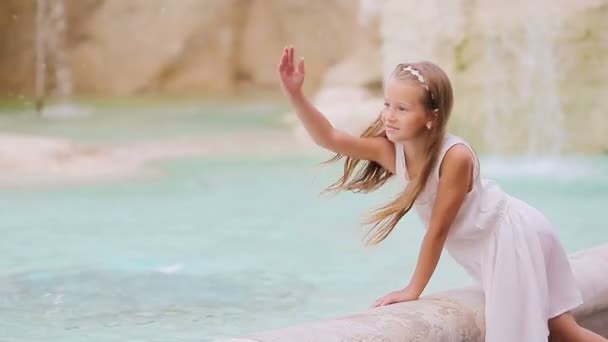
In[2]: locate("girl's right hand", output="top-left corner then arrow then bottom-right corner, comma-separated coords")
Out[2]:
278,46 -> 305,97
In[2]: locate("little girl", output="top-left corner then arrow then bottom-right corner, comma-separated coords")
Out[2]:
278,46 -> 606,342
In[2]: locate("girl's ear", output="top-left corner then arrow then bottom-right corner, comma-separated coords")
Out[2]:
426,108 -> 439,128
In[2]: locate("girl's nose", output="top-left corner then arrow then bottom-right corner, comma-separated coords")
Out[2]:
383,110 -> 396,123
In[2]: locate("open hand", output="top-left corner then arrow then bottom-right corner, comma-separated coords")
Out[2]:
370,287 -> 420,308
277,46 -> 305,97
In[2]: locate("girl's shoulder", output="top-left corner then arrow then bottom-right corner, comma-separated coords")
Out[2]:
439,132 -> 480,179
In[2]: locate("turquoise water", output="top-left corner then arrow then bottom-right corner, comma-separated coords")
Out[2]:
1,102 -> 607,341
0,98 -> 286,144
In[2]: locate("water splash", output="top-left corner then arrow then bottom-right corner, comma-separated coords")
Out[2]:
155,264 -> 184,275
480,155 -> 605,181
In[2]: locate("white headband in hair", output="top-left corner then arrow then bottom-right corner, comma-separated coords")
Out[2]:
399,64 -> 437,109
402,65 -> 429,91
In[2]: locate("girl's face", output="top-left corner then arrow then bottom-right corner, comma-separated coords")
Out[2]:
381,78 -> 431,143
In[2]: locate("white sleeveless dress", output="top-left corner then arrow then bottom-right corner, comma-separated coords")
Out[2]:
394,133 -> 583,342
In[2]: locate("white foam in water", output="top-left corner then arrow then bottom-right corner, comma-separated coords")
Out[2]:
40,103 -> 91,119
481,156 -> 601,180
155,263 -> 184,274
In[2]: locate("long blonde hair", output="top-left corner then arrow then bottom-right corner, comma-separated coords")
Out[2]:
325,61 -> 454,245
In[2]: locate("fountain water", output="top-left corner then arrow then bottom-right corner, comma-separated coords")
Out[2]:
380,0 -> 567,155
35,0 -> 87,118
479,1 -> 565,156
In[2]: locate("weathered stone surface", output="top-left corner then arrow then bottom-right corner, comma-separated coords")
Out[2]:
0,0 -> 36,95
0,0 -> 359,96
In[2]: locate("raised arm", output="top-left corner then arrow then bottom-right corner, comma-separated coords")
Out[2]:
278,46 -> 394,172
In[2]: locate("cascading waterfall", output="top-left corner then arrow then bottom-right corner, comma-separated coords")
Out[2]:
479,0 -> 564,156
35,0 -> 84,118
380,0 -> 566,155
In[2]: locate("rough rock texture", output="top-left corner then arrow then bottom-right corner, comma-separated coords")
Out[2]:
237,0 -> 358,92
0,0 -> 37,95
0,0 -> 359,96
66,0 -> 247,95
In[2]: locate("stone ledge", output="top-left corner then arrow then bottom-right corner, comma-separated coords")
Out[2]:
224,244 -> 608,341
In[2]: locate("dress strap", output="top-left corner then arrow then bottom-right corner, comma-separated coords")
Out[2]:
436,134 -> 480,185
394,142 -> 407,182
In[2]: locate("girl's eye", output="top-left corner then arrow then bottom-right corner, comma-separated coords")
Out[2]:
398,107 -> 406,111
383,102 -> 389,107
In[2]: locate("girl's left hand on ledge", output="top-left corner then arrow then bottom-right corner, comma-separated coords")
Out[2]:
370,287 -> 420,308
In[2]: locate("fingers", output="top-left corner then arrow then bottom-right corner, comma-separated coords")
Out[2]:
278,45 -> 303,76
289,46 -> 298,69
370,297 -> 381,309
370,296 -> 388,309
278,47 -> 288,72
278,46 -> 294,69
297,57 -> 305,75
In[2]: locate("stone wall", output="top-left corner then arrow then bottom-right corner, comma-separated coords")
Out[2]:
0,0 -> 37,96
0,0 -> 359,96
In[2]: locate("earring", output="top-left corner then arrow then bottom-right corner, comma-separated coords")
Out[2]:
426,122 -> 432,130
